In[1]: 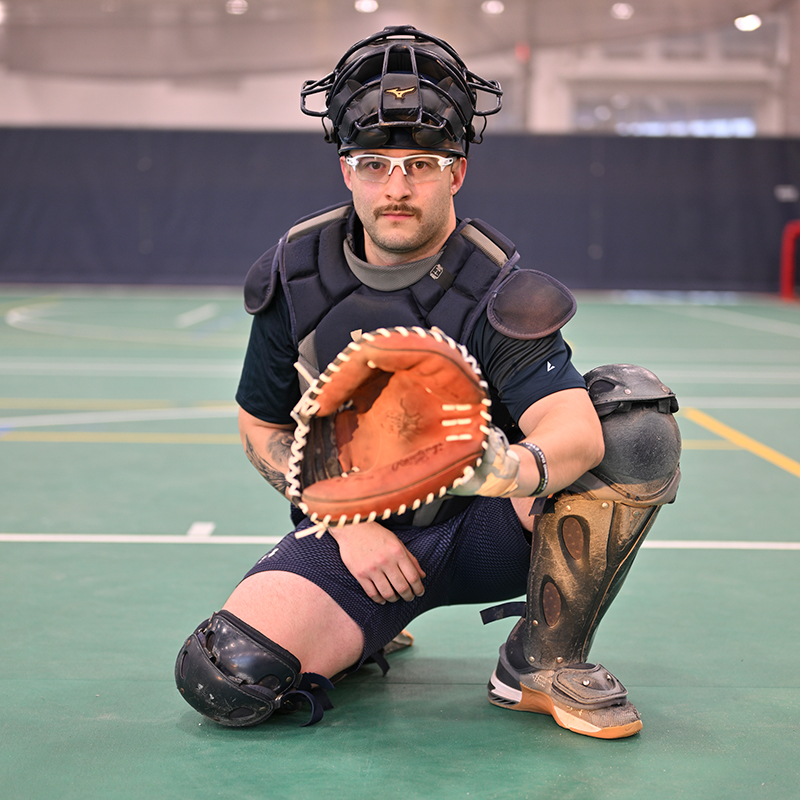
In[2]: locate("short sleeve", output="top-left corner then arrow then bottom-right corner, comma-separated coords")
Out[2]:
467,312 -> 586,424
235,283 -> 301,424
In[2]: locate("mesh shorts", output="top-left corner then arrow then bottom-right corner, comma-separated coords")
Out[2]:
242,497 -> 531,666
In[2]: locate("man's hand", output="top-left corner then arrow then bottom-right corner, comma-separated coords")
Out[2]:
447,424 -> 521,497
328,521 -> 426,605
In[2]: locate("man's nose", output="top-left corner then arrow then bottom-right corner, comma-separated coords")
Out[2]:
384,164 -> 413,195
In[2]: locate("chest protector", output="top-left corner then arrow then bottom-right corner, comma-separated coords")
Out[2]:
244,204 -> 575,526
244,203 -> 576,380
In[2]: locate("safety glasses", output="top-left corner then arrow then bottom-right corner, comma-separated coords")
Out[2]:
344,153 -> 456,184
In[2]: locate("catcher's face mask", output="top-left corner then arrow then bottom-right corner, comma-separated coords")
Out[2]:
300,25 -> 502,156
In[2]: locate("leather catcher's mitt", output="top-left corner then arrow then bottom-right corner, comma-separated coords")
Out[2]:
287,326 -> 492,529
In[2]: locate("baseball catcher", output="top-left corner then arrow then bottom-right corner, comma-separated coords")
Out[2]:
175,25 -> 681,739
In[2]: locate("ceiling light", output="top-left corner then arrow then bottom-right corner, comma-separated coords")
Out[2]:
481,1 -> 505,14
226,0 -> 248,15
734,14 -> 762,31
0,2 -> 6,25
611,3 -> 634,20
355,0 -> 379,12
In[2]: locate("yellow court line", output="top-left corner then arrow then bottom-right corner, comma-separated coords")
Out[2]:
682,407 -> 800,479
0,432 -> 241,444
681,439 -> 740,450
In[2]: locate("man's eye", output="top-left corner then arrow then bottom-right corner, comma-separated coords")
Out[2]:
364,161 -> 386,172
410,160 -> 435,171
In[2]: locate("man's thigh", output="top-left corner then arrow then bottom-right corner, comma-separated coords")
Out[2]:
223,570 -> 364,678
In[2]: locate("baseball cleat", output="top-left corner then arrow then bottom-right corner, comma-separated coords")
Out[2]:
487,644 -> 642,740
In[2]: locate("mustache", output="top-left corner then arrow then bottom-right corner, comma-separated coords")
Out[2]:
374,204 -> 419,219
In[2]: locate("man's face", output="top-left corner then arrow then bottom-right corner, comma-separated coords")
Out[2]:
340,148 -> 467,266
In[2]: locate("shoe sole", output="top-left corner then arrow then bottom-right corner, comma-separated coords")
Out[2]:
488,670 -> 643,740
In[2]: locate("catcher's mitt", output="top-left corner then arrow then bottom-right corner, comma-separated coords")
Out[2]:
287,326 -> 494,530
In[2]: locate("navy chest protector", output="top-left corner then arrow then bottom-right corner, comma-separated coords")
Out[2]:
243,203 -> 576,375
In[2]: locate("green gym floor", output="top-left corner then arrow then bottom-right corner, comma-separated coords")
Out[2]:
1,286 -> 799,800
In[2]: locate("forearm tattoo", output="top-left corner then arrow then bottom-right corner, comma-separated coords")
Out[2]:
244,431 -> 294,496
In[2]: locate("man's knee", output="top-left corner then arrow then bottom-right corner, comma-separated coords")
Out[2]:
174,610 -> 333,727
581,363 -> 681,505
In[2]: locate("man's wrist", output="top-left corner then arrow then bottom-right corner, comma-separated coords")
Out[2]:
513,441 -> 549,496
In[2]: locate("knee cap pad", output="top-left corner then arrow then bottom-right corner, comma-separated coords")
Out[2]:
583,364 -> 681,505
175,611 -> 302,727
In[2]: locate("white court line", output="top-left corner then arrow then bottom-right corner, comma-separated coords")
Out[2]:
0,534 -> 797,549
0,534 -> 282,544
0,405 -> 237,429
175,304 -> 220,329
186,522 -> 216,537
573,347 -> 800,364
659,370 -> 800,384
662,306 -> 800,339
4,304 -> 245,346
644,540 -> 800,550
0,359 -> 239,377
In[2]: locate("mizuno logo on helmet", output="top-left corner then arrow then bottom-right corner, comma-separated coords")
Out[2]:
385,86 -> 417,100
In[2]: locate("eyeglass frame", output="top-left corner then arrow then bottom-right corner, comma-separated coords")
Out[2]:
343,153 -> 457,184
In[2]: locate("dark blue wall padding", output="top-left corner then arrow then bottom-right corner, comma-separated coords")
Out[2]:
1,127 -> 799,291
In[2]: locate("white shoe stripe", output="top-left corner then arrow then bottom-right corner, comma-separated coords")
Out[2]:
489,670 -> 522,703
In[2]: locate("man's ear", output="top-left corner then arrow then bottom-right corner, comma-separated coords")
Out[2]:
340,156 -> 353,191
451,157 -> 467,196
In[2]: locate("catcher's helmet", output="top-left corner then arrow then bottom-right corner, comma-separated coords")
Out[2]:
301,25 -> 502,156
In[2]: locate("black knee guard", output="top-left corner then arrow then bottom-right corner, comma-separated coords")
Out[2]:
484,364 -> 681,672
174,610 -> 333,727
579,363 -> 681,506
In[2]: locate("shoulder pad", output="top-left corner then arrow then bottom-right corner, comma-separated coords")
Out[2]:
243,244 -> 279,315
487,269 -> 576,339
285,202 -> 351,244
459,219 -> 516,267
243,203 -> 352,315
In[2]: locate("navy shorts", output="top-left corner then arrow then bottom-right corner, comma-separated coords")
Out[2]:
243,497 -> 531,665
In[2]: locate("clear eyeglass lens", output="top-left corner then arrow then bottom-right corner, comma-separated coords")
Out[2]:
347,155 -> 454,184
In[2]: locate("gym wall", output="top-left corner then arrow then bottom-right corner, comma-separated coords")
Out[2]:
1,127 -> 798,292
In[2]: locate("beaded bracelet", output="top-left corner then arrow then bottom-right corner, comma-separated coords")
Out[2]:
515,441 -> 549,496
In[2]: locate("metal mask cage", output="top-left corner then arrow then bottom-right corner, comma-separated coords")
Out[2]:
301,25 -> 502,154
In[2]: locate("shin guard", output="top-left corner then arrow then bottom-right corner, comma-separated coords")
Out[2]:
507,494 -> 665,670
484,364 -> 681,737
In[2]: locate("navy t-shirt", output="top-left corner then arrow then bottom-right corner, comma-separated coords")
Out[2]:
236,281 -> 586,435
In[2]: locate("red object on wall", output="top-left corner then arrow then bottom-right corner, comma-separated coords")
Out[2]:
780,220 -> 800,300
